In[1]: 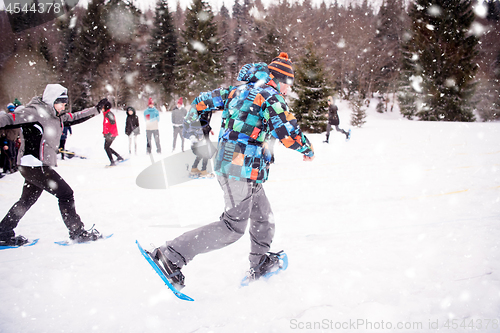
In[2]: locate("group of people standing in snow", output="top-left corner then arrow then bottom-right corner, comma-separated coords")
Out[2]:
97,96 -> 188,166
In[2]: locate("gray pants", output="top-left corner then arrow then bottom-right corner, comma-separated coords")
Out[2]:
172,126 -> 184,151
160,176 -> 275,268
325,123 -> 348,141
146,130 -> 161,153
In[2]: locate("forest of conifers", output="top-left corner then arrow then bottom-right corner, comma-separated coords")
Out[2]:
1,0 -> 499,126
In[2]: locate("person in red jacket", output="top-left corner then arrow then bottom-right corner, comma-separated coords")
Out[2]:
101,100 -> 124,166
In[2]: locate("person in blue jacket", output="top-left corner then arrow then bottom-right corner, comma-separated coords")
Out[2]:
144,98 -> 161,154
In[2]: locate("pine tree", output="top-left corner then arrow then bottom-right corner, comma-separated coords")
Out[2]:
178,0 -> 223,97
254,26 -> 283,64
397,40 -> 420,120
99,0 -> 142,107
232,0 -> 246,71
73,0 -> 112,109
486,0 -> 500,21
292,43 -> 331,133
494,51 -> 500,119
56,12 -> 80,110
350,94 -> 367,127
217,4 -> 233,83
400,0 -> 479,121
371,0 -> 404,98
146,0 -> 178,102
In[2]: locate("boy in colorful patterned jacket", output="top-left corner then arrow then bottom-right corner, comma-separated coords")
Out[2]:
150,53 -> 315,288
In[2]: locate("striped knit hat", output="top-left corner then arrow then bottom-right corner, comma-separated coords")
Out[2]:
268,52 -> 294,85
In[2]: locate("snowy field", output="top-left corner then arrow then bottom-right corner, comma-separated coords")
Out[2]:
0,100 -> 499,333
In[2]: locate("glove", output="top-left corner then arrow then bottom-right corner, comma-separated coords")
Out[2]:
96,98 -> 109,113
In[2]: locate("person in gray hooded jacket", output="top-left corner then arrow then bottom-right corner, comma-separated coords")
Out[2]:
0,84 -> 108,246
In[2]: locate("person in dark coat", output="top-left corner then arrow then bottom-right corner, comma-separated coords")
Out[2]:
125,106 -> 140,154
324,96 -> 350,143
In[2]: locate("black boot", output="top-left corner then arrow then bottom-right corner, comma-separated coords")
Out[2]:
246,251 -> 283,281
70,226 -> 103,243
151,248 -> 185,289
0,230 -> 28,246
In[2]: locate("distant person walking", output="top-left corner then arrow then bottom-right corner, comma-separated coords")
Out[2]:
324,96 -> 350,143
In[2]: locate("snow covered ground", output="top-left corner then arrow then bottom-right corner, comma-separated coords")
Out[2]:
0,100 -> 499,333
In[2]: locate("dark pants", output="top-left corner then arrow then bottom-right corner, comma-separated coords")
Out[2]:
191,137 -> 214,171
1,139 -> 16,172
192,140 -> 208,171
59,138 -> 66,159
0,166 -> 84,239
104,135 -> 121,163
172,126 -> 184,151
192,155 -> 208,171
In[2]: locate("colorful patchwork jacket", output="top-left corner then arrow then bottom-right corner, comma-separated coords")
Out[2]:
186,63 -> 314,183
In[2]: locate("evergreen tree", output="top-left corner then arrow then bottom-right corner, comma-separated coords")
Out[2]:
36,35 -> 58,86
100,0 -> 142,107
73,0 -> 112,109
147,0 -> 178,102
350,94 -> 367,127
56,12 -> 80,110
178,0 -> 223,97
400,0 -> 479,121
494,51 -> 500,119
217,4 -> 236,84
254,26 -> 283,64
397,37 -> 420,120
232,1 -> 246,72
371,0 -> 404,99
292,43 -> 331,133
486,0 -> 500,21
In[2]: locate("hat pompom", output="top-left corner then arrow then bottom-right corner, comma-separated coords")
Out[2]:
278,52 -> 289,60
268,52 -> 294,85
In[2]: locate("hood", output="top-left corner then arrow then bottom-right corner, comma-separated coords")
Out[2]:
126,107 -> 137,116
237,63 -> 277,88
42,84 -> 68,117
42,84 -> 68,115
